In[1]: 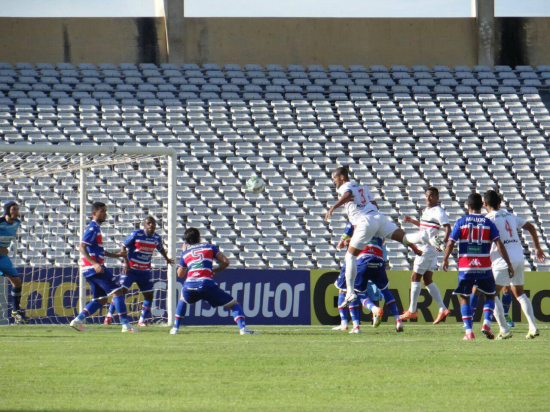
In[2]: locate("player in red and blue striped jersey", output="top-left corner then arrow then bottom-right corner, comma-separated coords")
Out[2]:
442,193 -> 514,340
104,216 -> 174,327
170,227 -> 256,335
335,222 -> 420,333
70,202 -> 136,333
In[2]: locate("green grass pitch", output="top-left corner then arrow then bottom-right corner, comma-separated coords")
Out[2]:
0,324 -> 548,411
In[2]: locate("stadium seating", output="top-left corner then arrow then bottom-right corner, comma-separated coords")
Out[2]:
1,62 -> 550,271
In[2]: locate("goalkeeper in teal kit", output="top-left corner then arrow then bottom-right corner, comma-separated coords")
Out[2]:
0,201 -> 28,324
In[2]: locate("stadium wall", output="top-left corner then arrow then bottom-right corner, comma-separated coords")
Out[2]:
0,17 -> 167,66
3,0 -> 550,67
181,18 -> 477,68
6,269 -> 550,326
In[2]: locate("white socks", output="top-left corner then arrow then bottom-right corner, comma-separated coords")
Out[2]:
517,294 -> 537,331
344,252 -> 358,296
494,297 -> 510,333
404,231 -> 428,245
426,283 -> 446,312
409,282 -> 422,313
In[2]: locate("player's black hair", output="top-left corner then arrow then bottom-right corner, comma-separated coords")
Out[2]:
3,200 -> 18,216
184,227 -> 201,245
144,216 -> 156,224
467,193 -> 483,211
332,166 -> 349,180
484,190 -> 502,209
426,187 -> 439,196
91,201 -> 106,213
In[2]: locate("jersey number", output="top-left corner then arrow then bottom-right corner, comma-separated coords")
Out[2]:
467,224 -> 484,245
505,221 -> 513,237
189,250 -> 204,265
358,189 -> 367,204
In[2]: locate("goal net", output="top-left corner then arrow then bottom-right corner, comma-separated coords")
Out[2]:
0,144 -> 177,326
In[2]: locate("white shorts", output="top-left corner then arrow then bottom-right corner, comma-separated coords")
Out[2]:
349,212 -> 399,250
493,262 -> 525,287
413,254 -> 438,275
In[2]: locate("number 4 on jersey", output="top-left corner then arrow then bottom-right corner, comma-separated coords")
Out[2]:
505,220 -> 513,237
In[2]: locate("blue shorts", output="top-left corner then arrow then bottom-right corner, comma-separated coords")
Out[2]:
119,270 -> 154,292
0,255 -> 18,277
454,276 -> 496,296
336,260 -> 386,300
85,268 -> 123,300
182,279 -> 234,308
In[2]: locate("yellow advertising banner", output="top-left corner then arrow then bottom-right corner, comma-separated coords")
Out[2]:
311,269 -> 550,325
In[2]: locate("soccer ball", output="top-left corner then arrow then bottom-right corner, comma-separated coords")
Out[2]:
246,176 -> 265,193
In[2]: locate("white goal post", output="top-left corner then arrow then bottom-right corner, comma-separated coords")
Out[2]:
0,143 -> 178,325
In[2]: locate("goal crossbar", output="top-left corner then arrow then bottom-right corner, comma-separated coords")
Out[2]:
0,144 -> 178,325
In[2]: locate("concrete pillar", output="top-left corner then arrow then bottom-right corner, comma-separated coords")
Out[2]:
477,0 -> 495,67
164,0 -> 185,64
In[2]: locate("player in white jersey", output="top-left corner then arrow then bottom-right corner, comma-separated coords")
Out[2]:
324,167 -> 444,307
400,187 -> 452,324
483,190 -> 545,339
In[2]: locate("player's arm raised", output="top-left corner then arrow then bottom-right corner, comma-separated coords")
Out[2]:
213,252 -> 230,275
494,239 -> 515,278
80,242 -> 103,274
324,191 -> 352,222
522,222 -> 546,262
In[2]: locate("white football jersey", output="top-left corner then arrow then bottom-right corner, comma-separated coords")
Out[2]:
336,181 -> 377,225
485,209 -> 526,269
419,205 -> 450,254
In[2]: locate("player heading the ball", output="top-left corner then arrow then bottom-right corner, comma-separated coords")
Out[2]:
170,227 -> 256,335
324,166 -> 444,308
70,202 -> 137,333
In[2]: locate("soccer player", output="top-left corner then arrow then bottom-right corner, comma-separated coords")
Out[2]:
69,202 -> 137,333
324,166 -> 444,308
334,222 -> 411,333
400,187 -> 452,324
334,227 -> 384,333
104,216 -> 175,326
170,228 -> 255,335
483,190 -> 545,339
0,201 -> 28,324
442,193 -> 514,340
